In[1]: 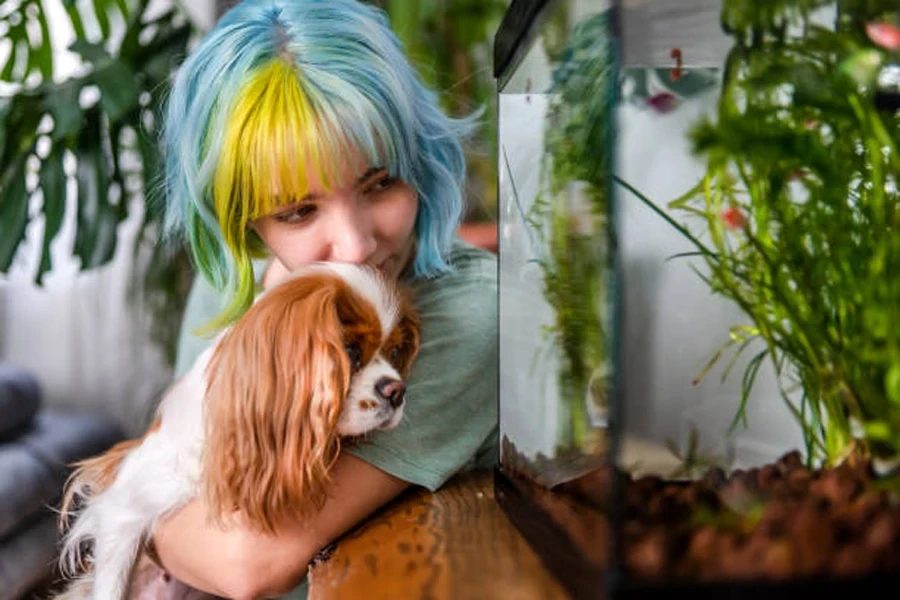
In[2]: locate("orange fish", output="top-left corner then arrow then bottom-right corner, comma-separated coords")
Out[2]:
866,21 -> 900,50
721,207 -> 748,230
670,48 -> 684,81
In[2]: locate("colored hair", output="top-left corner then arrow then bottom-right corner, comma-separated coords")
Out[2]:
161,0 -> 477,330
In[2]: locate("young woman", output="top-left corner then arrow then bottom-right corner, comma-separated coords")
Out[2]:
147,0 -> 498,597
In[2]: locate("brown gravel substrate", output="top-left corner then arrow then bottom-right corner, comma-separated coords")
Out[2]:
621,451 -> 900,582
501,440 -> 900,583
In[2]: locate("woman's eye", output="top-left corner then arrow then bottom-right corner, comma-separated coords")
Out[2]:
345,343 -> 363,370
363,174 -> 397,195
274,204 -> 316,224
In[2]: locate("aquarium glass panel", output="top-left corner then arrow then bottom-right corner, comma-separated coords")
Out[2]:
499,0 -> 616,488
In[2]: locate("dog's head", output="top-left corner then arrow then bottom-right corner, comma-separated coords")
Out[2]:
202,263 -> 420,532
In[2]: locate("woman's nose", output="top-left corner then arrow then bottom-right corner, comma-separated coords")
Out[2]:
329,204 -> 377,264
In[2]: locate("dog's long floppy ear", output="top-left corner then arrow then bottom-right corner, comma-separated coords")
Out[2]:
203,272 -> 351,533
395,289 -> 422,379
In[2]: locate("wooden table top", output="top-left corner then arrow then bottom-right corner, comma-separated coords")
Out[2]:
307,469 -> 569,600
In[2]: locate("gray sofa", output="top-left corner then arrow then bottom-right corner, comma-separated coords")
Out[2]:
0,364 -> 123,600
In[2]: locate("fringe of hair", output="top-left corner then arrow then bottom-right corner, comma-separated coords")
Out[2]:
161,0 -> 480,332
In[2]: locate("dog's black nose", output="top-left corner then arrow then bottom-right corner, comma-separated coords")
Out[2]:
375,377 -> 406,408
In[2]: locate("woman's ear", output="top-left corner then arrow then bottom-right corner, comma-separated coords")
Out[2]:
202,273 -> 350,533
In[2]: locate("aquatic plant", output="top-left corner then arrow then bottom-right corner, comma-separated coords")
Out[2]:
631,0 -> 900,465
528,11 -> 616,451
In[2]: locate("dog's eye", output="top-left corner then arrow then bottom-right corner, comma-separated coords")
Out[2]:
390,347 -> 400,362
345,343 -> 362,370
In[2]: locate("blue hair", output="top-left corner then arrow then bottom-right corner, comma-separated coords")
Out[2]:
161,0 -> 477,325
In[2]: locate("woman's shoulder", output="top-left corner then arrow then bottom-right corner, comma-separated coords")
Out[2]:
412,236 -> 497,297
409,237 -> 497,328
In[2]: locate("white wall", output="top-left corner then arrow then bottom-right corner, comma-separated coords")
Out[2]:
616,88 -> 805,469
0,0 -> 216,437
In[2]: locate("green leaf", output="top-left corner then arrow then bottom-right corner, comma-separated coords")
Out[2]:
35,6 -> 54,81
73,110 -> 118,270
92,204 -> 120,266
64,3 -> 87,40
0,24 -> 25,81
886,365 -> 900,406
114,0 -> 130,20
119,2 -> 157,60
136,126 -> 162,229
0,158 -> 30,271
0,93 -> 41,168
45,81 -> 83,141
865,420 -> 892,441
73,112 -> 102,269
0,99 -> 13,165
92,0 -> 112,38
36,146 -> 67,283
93,59 -> 140,121
139,23 -> 192,82
69,39 -> 111,64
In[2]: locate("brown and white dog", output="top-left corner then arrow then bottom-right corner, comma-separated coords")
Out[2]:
55,263 -> 420,599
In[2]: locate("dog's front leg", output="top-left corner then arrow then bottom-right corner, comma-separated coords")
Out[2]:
90,514 -> 147,600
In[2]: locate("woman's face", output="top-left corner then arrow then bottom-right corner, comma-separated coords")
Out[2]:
249,159 -> 418,282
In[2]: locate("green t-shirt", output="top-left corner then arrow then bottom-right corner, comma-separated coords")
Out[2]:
173,236 -> 499,489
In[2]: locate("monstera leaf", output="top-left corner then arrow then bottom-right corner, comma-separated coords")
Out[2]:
0,0 -> 195,365
0,0 -> 192,281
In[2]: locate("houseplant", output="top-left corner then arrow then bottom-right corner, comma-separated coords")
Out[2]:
0,0 -> 195,364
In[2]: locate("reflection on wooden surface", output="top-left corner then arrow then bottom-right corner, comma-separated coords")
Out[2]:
308,470 -> 568,600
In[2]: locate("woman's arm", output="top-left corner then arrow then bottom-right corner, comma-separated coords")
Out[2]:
153,453 -> 409,600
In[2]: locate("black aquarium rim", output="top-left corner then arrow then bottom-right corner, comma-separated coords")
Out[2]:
493,0 -> 548,85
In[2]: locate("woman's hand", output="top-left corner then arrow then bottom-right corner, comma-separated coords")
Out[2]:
152,453 -> 409,600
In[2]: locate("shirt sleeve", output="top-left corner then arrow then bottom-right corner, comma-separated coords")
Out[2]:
346,249 -> 499,491
173,259 -> 270,379
172,273 -> 228,380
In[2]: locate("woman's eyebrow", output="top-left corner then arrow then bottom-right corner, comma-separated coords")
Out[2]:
274,167 -> 387,207
355,166 -> 385,184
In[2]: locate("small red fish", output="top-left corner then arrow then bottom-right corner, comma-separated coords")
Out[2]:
790,168 -> 811,180
721,207 -> 748,230
646,92 -> 678,113
803,119 -> 818,129
866,21 -> 900,50
670,48 -> 683,81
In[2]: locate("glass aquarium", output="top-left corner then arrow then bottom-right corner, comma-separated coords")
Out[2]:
495,0 -> 618,596
495,0 -> 900,598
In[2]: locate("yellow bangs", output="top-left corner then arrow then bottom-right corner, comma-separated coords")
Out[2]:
213,59 -> 337,249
